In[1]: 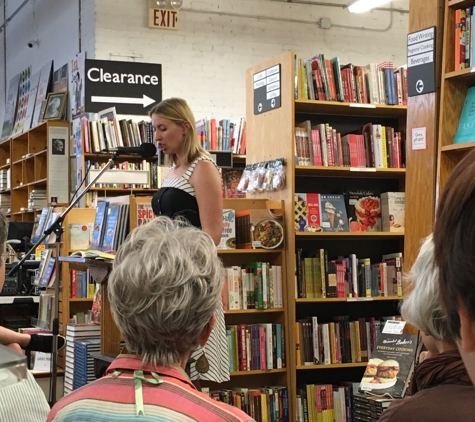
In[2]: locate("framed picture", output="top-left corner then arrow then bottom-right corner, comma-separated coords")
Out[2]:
42,92 -> 67,121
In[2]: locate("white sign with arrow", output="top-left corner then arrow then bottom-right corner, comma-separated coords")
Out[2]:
91,95 -> 156,108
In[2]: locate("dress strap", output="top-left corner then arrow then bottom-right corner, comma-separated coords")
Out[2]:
182,155 -> 216,182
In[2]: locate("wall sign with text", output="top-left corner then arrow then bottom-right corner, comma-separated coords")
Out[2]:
253,64 -> 281,115
149,8 -> 179,30
84,59 -> 162,115
407,26 -> 436,97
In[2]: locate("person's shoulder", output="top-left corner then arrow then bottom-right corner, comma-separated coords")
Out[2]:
195,390 -> 255,421
192,156 -> 220,177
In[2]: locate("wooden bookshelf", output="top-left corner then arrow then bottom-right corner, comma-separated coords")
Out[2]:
246,51 -> 407,418
437,0 -> 475,193
0,120 -> 70,222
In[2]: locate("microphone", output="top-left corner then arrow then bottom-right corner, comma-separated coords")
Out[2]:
104,143 -> 157,159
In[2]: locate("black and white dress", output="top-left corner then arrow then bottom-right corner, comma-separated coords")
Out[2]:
151,155 -> 230,383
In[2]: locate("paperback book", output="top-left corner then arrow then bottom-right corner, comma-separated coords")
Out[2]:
360,330 -> 421,398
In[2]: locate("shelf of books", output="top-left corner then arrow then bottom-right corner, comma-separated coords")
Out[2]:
245,51 -> 407,420
0,120 -> 69,221
198,198 -> 290,419
438,0 -> 475,189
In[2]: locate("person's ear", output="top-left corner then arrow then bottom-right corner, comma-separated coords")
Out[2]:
182,121 -> 191,135
458,303 -> 475,353
199,314 -> 216,347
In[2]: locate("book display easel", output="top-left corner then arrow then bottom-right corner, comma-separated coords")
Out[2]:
437,0 -> 475,191
245,51 -> 407,417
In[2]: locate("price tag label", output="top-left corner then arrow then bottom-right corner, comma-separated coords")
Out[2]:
382,320 -> 406,334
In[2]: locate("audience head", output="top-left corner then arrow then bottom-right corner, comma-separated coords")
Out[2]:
433,148 -> 475,381
149,97 -> 206,166
107,216 -> 223,367
401,235 -> 454,353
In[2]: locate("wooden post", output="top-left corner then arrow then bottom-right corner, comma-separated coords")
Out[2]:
404,0 -> 445,270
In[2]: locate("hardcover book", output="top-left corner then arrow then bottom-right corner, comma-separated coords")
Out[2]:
217,209 -> 236,250
360,330 -> 421,398
346,190 -> 381,232
453,86 -> 475,144
319,194 -> 349,232
381,192 -> 405,232
69,223 -> 93,250
101,205 -> 120,252
90,201 -> 109,250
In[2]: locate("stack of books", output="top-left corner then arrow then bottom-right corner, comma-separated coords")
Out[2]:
28,189 -> 47,210
64,324 -> 101,395
73,338 -> 101,390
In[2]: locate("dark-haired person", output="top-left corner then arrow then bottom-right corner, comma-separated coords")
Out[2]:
150,97 -> 229,383
0,210 -> 51,421
378,235 -> 475,422
433,148 -> 475,385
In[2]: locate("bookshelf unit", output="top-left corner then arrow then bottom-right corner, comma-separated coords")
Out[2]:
0,120 -> 70,222
437,0 -> 475,191
202,198 -> 290,398
246,52 -> 407,418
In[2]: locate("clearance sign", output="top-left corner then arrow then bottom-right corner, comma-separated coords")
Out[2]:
84,59 -> 162,115
149,8 -> 179,30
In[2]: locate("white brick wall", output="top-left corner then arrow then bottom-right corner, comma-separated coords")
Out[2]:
0,0 -> 94,124
1,0 -> 409,124
94,0 -> 409,120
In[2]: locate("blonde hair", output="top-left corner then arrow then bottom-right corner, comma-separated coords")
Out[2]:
149,97 -> 208,166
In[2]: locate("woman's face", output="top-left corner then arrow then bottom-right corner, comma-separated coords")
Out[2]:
151,114 -> 187,156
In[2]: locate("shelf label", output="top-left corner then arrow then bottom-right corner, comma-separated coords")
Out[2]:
407,26 -> 436,96
349,167 -> 377,172
412,127 -> 427,150
253,64 -> 281,115
348,103 -> 376,109
382,320 -> 406,335
347,297 -> 373,302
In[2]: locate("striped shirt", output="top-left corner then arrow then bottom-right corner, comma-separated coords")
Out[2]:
161,155 -> 218,197
0,369 -> 50,422
47,355 -> 255,422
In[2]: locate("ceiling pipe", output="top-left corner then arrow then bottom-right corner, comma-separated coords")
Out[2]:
0,0 -> 31,33
271,0 -> 409,14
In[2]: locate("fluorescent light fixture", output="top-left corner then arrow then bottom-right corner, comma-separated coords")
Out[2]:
348,0 -> 392,13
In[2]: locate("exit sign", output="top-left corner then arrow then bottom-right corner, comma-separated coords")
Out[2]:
149,8 -> 179,30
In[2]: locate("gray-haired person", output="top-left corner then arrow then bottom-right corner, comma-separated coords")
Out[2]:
378,235 -> 475,422
48,217 -> 255,422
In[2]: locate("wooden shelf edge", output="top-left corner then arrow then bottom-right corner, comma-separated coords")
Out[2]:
295,232 -> 404,237
217,249 -> 282,254
297,363 -> 367,370
230,369 -> 287,376
89,187 -> 156,192
296,296 -> 402,303
295,99 -> 406,111
69,298 -> 94,302
441,141 -> 475,153
225,308 -> 285,314
295,165 -> 405,174
448,0 -> 475,9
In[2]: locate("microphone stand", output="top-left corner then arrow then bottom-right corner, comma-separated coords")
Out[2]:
7,152 -> 121,406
